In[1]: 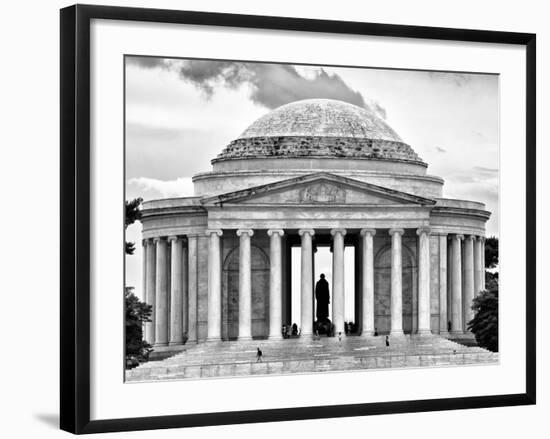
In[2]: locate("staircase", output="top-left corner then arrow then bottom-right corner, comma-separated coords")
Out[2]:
126,335 -> 498,382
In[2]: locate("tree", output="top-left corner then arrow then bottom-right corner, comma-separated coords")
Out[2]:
467,285 -> 498,352
485,236 -> 498,269
124,197 -> 150,368
125,287 -> 153,364
125,197 -> 143,255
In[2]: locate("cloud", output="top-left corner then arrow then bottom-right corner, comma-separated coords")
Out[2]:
370,101 -> 387,119
473,166 -> 498,175
126,56 -> 168,69
128,177 -> 194,198
127,57 -> 367,110
435,146 -> 447,153
428,71 -> 472,87
125,121 -> 238,181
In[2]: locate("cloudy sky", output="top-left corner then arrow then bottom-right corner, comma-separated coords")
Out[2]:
125,56 -> 499,311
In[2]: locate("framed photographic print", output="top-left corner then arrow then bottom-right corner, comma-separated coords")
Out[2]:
60,4 -> 536,434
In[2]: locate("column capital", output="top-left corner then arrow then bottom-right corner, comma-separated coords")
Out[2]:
142,238 -> 148,246
389,228 -> 405,236
267,229 -> 284,237
465,234 -> 476,242
416,227 -> 431,236
330,228 -> 347,237
205,229 -> 223,237
298,228 -> 315,237
236,229 -> 254,237
360,228 -> 376,237
152,237 -> 163,243
167,235 -> 179,242
454,234 -> 464,240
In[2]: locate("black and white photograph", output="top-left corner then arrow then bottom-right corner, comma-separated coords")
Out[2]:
124,57 -> 500,382
1,0 -> 545,435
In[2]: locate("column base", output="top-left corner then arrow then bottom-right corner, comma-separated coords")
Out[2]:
205,337 -> 222,343
237,336 -> 253,342
153,342 -> 169,347
360,331 -> 375,337
450,331 -> 465,337
416,329 -> 433,336
168,340 -> 184,346
268,335 -> 284,341
389,330 -> 405,337
438,331 -> 450,337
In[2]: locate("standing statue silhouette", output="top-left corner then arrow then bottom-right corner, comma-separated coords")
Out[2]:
315,274 -> 330,321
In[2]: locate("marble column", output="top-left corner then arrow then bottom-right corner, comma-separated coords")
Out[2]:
206,229 -> 223,342
450,234 -> 464,335
360,229 -> 376,336
154,237 -> 169,346
438,234 -> 449,336
389,229 -> 405,336
237,229 -> 254,340
268,229 -> 284,339
142,238 -> 147,320
299,229 -> 315,337
474,236 -> 483,295
144,239 -> 156,344
186,235 -> 198,344
168,236 -> 184,345
463,235 -> 475,330
481,237 -> 486,290
417,227 -> 432,335
331,228 -> 346,337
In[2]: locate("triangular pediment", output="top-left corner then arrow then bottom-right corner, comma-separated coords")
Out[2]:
201,173 -> 435,206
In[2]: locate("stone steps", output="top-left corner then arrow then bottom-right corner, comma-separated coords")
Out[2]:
127,335 -> 498,382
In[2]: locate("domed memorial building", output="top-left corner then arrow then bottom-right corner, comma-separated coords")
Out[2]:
139,98 -> 490,354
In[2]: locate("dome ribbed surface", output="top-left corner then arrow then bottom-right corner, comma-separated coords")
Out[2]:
214,99 -> 423,163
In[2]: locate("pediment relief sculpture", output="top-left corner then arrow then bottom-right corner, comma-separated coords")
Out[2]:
299,182 -> 346,203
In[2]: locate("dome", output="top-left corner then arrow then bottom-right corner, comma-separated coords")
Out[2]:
214,99 -> 423,164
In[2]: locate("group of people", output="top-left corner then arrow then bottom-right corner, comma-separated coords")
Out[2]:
281,323 -> 299,338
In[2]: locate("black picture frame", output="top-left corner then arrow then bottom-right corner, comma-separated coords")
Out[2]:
60,4 -> 536,434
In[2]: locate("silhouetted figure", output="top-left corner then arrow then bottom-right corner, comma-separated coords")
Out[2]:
292,323 -> 298,336
256,347 -> 263,363
338,332 -> 342,342
315,274 -> 330,321
447,320 -> 452,333
374,327 -> 379,336
385,335 -> 390,347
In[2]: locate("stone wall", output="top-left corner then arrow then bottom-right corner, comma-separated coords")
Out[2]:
215,136 -> 423,163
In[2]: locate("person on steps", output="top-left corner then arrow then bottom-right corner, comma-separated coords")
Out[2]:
256,347 -> 263,363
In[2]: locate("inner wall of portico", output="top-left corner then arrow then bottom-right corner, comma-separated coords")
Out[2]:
373,235 -> 417,334
221,234 -> 270,340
